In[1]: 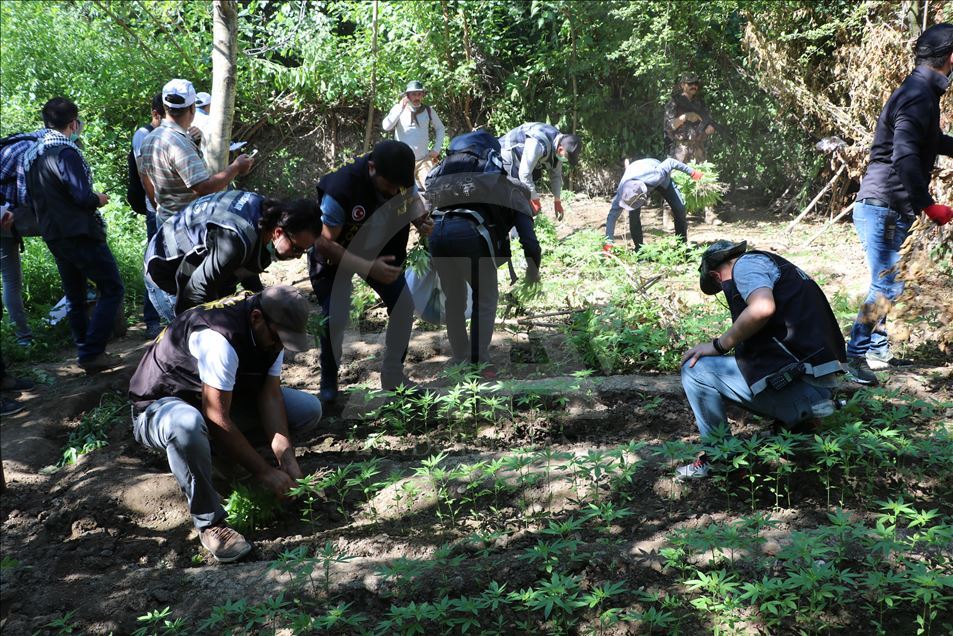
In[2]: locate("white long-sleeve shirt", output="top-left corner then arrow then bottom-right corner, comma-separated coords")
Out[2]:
381,102 -> 445,161
515,136 -> 563,200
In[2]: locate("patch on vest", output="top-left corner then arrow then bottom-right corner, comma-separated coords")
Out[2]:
352,205 -> 366,221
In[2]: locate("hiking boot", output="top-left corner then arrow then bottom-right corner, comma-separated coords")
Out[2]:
1,375 -> 34,392
675,456 -> 711,480
1,398 -> 24,417
79,352 -> 122,375
866,350 -> 914,371
381,371 -> 418,393
846,356 -> 879,386
199,522 -> 252,563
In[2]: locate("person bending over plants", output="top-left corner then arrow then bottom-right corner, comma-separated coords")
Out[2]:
604,156 -> 701,252
144,190 -> 321,322
677,240 -> 846,479
128,286 -> 321,563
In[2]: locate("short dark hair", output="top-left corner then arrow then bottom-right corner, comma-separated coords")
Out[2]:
371,140 -> 415,188
163,93 -> 193,118
42,97 -> 79,129
916,51 -> 951,68
260,198 -> 322,235
151,93 -> 164,116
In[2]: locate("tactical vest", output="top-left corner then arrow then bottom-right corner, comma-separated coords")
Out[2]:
129,291 -> 280,413
723,251 -> 845,393
500,123 -> 561,173
309,154 -> 416,278
145,190 -> 268,291
26,145 -> 106,242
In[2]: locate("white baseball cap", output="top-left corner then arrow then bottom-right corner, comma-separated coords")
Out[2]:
162,79 -> 197,108
195,91 -> 212,108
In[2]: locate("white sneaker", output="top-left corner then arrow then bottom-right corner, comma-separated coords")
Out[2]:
675,458 -> 711,479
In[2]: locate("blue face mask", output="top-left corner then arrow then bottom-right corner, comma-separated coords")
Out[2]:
68,132 -> 80,142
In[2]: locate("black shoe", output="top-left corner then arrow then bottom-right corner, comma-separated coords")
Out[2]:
1,398 -> 24,416
79,352 -> 122,375
846,356 -> 879,386
319,376 -> 339,405
1,376 -> 34,392
145,324 -> 163,340
866,350 -> 914,371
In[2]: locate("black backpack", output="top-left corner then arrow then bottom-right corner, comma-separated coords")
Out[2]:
126,125 -> 154,215
425,129 -> 504,188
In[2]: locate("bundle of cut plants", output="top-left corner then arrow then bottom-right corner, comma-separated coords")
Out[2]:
671,161 -> 727,214
890,178 -> 953,354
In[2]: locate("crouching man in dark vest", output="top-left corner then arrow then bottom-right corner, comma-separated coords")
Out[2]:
677,241 -> 846,479
128,286 -> 322,562
308,140 -> 433,403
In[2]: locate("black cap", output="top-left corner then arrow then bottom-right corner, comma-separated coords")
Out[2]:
916,23 -> 953,58
699,240 -> 747,295
371,140 -> 415,189
559,134 -> 582,166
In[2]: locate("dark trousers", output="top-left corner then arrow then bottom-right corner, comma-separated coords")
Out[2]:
630,182 -> 687,249
430,216 -> 499,364
143,210 -> 160,328
311,267 -> 414,388
46,236 -> 125,363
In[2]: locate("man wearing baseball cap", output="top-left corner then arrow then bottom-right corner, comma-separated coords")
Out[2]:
604,156 -> 702,252
128,285 -> 321,563
139,79 -> 254,224
498,122 -> 582,220
677,241 -> 846,479
382,80 -> 446,189
844,23 -> 953,385
308,140 -> 433,403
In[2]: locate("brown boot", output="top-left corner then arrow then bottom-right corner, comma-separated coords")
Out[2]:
199,522 -> 252,563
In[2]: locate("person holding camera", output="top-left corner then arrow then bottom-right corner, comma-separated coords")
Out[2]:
677,240 -> 846,479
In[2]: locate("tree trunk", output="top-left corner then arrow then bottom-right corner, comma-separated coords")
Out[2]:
207,0 -> 238,173
363,0 -> 379,154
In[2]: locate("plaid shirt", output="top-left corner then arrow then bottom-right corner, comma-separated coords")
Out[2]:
0,130 -> 45,207
138,120 -> 210,224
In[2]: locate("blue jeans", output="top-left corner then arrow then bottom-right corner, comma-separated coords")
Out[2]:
430,216 -> 500,364
45,237 -> 125,363
0,235 -> 32,342
605,182 -> 687,248
312,267 -> 414,389
846,201 -> 912,358
145,273 -> 177,323
681,355 -> 831,439
133,387 -> 322,530
143,210 -> 160,329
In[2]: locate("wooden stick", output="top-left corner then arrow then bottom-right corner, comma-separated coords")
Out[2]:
803,202 -> 855,246
785,163 -> 847,232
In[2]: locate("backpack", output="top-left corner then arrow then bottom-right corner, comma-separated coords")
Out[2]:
425,130 -> 504,187
126,125 -> 154,215
0,131 -> 44,208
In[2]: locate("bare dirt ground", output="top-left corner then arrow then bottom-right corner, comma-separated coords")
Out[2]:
1,193 -> 950,635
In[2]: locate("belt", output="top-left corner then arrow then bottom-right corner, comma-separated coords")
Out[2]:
858,198 -> 889,209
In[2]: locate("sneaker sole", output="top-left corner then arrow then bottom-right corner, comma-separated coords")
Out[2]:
206,542 -> 253,564
846,372 -> 879,386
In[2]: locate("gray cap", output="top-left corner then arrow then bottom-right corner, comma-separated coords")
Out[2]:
619,179 -> 648,211
699,240 -> 747,295
259,285 -> 313,352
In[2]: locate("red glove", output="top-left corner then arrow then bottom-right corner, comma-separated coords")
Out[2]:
553,199 -> 565,220
924,204 -> 953,226
530,198 -> 542,215
691,170 -> 703,181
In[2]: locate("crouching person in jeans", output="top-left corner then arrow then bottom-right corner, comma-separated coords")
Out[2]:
677,241 -> 846,479
128,286 -> 321,562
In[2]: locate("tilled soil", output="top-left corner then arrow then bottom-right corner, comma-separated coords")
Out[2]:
2,194 -> 950,634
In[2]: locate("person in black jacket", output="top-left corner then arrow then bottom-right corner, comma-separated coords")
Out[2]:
24,97 -> 124,374
845,23 -> 953,385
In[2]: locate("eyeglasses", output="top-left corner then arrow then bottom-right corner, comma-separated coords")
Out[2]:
277,228 -> 308,257
261,314 -> 284,350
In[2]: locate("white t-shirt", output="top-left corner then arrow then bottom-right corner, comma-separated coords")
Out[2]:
188,329 -> 282,391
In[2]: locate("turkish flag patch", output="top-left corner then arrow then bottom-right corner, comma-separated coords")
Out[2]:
352,205 -> 366,221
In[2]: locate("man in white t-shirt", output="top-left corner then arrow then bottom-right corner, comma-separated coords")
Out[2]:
382,80 -> 446,189
128,286 -> 321,563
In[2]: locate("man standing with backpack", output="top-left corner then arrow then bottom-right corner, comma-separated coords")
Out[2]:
0,129 -> 45,346
129,93 -> 165,340
382,80 -> 446,189
23,97 -> 125,374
